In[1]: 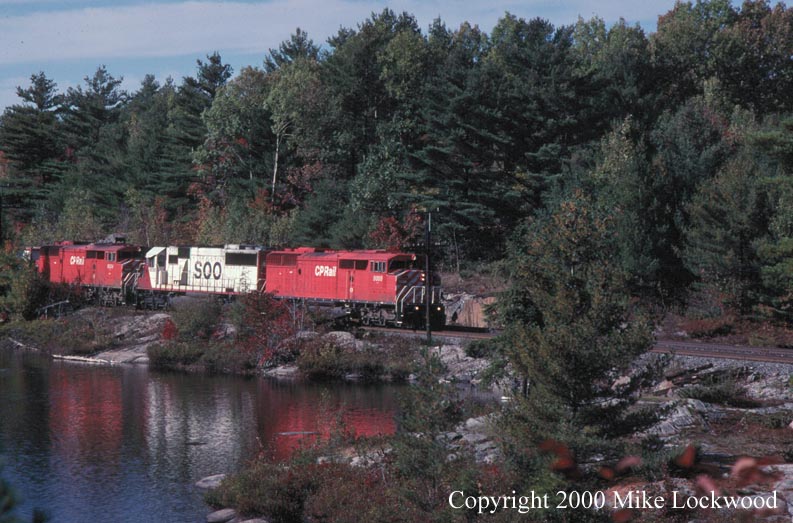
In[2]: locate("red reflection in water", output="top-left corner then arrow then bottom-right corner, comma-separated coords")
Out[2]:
49,367 -> 124,460
254,381 -> 397,460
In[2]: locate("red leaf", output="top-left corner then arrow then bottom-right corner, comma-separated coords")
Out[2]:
615,456 -> 642,473
612,508 -> 634,522
675,445 -> 696,469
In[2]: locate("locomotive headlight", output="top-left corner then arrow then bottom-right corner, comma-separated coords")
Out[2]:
415,306 -> 420,310
436,306 -> 442,311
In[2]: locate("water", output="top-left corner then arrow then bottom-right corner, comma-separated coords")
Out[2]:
0,350 -> 400,523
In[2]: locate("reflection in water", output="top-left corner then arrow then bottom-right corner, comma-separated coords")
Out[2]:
0,350 -> 399,523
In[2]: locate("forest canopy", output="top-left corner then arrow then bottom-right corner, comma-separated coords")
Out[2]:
1,0 -> 793,315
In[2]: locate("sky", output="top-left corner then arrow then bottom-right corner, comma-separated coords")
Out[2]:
0,0 -> 684,112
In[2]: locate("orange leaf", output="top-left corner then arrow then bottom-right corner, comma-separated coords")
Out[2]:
599,467 -> 615,480
612,508 -> 634,523
616,456 -> 642,473
675,445 -> 696,469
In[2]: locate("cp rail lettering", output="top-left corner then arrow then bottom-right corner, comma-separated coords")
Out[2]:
194,261 -> 222,280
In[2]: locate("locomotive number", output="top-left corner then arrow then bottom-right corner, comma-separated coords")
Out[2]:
194,261 -> 222,280
69,256 -> 85,266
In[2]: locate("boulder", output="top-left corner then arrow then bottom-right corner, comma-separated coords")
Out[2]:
195,474 -> 226,489
206,508 -> 236,523
323,331 -> 356,348
647,399 -> 712,437
612,376 -> 631,390
654,380 -> 674,393
262,365 -> 299,378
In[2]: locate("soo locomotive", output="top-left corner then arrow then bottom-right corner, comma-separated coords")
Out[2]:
28,240 -> 445,329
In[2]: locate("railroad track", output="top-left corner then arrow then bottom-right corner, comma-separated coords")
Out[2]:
364,327 -> 793,364
362,326 -> 494,340
651,340 -> 793,364
42,308 -> 789,363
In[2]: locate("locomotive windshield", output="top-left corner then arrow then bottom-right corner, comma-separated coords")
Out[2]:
388,256 -> 424,272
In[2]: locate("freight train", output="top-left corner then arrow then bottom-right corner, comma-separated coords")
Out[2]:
27,240 -> 445,329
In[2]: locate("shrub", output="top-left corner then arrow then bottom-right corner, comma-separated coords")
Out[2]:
147,341 -> 205,368
678,370 -> 758,407
201,341 -> 258,374
745,411 -> 793,429
464,339 -> 491,358
1,267 -> 54,320
680,316 -> 734,338
210,459 -> 349,522
232,293 -> 298,366
296,335 -> 417,381
170,297 -> 221,340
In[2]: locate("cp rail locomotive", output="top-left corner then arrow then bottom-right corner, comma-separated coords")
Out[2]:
27,240 -> 445,329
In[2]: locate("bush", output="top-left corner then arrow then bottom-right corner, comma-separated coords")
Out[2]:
0,313 -> 114,355
170,297 -> 221,340
464,339 -> 491,358
678,370 -> 758,407
210,459 -> 346,522
745,411 -> 793,429
296,335 -> 416,381
147,341 -> 205,368
680,316 -> 734,338
201,341 -> 258,374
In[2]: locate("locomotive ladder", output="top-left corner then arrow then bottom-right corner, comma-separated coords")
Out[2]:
122,271 -> 139,304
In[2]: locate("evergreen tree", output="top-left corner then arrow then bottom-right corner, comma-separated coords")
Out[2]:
754,117 -> 793,319
58,66 -> 128,222
646,97 -> 734,298
264,27 -> 320,73
498,189 -> 653,468
685,154 -> 770,313
0,73 -> 64,226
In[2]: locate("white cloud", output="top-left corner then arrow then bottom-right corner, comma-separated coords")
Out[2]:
0,0 -> 675,67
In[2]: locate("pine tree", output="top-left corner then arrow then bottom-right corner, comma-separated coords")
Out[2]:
0,73 -> 64,227
498,189 -> 653,459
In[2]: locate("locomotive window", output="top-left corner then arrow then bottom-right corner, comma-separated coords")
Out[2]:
107,253 -> 116,262
118,251 -> 135,261
147,258 -> 154,268
87,251 -> 98,259
157,253 -> 165,266
355,260 -> 367,270
388,259 -> 414,272
97,252 -> 105,260
371,261 -> 386,273
178,247 -> 190,258
168,255 -> 179,264
226,253 -> 257,266
339,260 -> 354,269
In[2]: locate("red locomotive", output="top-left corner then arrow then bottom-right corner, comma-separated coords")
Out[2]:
29,240 -> 144,305
29,240 -> 445,328
265,248 -> 444,328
